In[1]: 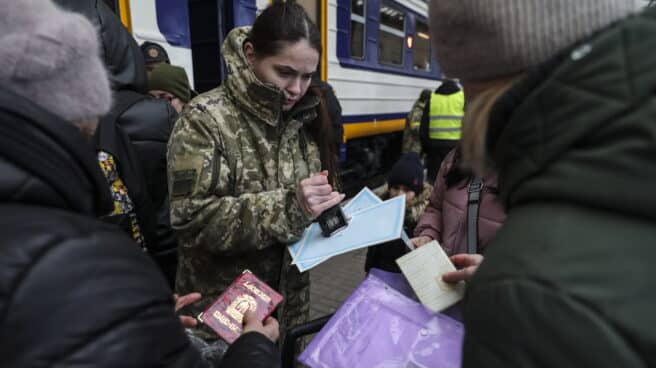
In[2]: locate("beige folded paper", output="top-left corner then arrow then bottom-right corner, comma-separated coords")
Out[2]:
396,241 -> 465,312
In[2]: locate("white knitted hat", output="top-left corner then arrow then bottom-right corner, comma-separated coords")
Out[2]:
430,0 -> 641,82
0,0 -> 111,122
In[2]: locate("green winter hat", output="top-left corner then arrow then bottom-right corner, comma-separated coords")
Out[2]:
147,64 -> 191,102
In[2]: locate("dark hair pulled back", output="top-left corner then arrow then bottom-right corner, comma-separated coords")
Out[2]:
249,0 -> 322,58
307,84 -> 341,188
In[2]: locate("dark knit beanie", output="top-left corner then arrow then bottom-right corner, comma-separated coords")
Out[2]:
388,152 -> 424,195
141,41 -> 170,64
147,64 -> 192,103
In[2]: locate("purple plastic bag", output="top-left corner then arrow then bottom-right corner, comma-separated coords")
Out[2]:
299,269 -> 464,368
368,268 -> 417,300
368,269 -> 464,322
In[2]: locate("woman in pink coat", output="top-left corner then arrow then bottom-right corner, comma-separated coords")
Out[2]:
412,147 -> 506,256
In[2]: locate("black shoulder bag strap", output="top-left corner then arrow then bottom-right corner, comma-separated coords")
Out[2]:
466,176 -> 484,254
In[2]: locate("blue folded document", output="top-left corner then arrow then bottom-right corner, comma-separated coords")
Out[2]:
288,187 -> 407,272
288,187 -> 381,260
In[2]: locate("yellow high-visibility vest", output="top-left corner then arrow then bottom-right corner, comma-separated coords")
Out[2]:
428,90 -> 464,141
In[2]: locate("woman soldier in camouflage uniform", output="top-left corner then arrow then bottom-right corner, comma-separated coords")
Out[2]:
167,0 -> 343,357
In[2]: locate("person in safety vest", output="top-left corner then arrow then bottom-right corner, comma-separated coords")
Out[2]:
419,79 -> 464,183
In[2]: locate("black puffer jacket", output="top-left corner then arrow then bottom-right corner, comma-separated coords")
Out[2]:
0,88 -> 281,368
0,88 -> 204,368
54,0 -> 179,285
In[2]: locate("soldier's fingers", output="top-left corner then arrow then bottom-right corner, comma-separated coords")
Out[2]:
299,177 -> 314,189
307,192 -> 340,205
307,191 -> 341,210
303,184 -> 333,197
304,173 -> 330,186
310,193 -> 345,215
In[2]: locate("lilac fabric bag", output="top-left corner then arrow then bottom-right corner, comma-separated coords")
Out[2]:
299,269 -> 464,368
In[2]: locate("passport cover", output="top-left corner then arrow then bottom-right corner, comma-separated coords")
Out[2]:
198,270 -> 283,344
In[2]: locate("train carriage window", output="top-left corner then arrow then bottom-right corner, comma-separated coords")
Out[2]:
350,0 -> 366,59
378,2 -> 405,66
413,20 -> 431,71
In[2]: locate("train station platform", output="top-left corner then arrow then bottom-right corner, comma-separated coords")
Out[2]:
309,248 -> 367,319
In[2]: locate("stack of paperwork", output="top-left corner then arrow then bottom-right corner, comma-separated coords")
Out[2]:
287,187 -> 411,272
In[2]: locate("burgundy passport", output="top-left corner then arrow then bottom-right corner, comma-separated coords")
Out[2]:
198,270 -> 283,344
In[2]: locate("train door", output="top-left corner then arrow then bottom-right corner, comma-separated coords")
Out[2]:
187,0 -> 260,92
188,0 -> 224,92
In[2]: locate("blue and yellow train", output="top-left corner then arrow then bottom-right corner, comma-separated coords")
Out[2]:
105,0 -> 441,190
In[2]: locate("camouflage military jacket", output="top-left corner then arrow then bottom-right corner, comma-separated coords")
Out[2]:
404,182 -> 433,231
167,27 -> 320,340
378,182 -> 433,231
402,94 -> 427,155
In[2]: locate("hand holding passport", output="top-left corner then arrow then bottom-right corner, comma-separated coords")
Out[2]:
198,270 -> 283,344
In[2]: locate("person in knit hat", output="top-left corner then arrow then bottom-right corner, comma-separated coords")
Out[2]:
387,152 -> 425,201
429,1 -> 656,367
0,1 -> 284,366
148,63 -> 193,113
0,0 -> 111,128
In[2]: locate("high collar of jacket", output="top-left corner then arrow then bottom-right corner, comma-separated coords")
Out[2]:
0,88 -> 112,217
222,27 -> 319,127
486,9 -> 656,220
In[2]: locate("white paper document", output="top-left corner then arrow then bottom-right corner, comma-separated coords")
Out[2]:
396,241 -> 465,312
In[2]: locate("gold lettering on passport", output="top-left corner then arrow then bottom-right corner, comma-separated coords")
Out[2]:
212,310 -> 240,332
243,281 -> 272,303
225,294 -> 257,323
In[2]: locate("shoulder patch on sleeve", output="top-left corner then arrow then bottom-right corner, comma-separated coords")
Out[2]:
172,169 -> 198,198
170,152 -> 206,199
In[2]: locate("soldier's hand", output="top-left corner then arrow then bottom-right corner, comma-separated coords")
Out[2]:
174,292 -> 202,328
410,236 -> 432,248
242,311 -> 280,343
297,171 -> 345,218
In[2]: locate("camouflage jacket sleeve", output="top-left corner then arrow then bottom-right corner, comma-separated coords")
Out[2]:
402,99 -> 425,154
167,106 -> 312,255
404,183 -> 432,232
413,152 -> 454,240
